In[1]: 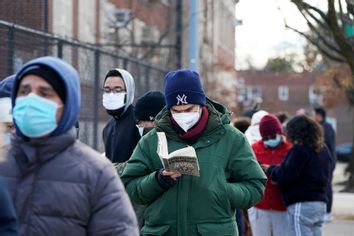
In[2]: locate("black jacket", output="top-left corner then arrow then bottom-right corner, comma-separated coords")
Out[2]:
0,177 -> 18,236
103,105 -> 140,163
267,144 -> 332,206
321,121 -> 336,158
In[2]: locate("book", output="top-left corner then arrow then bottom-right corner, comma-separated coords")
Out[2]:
156,132 -> 200,177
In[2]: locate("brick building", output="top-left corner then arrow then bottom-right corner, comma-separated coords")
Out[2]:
237,71 -> 353,144
181,0 -> 239,112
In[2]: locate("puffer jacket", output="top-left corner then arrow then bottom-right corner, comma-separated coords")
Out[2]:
0,56 -> 139,236
121,99 -> 267,236
252,139 -> 292,211
0,176 -> 18,236
0,129 -> 138,236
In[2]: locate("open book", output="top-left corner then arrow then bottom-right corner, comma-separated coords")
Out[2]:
156,132 -> 200,177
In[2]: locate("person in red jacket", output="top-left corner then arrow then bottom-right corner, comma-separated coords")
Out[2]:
249,114 -> 292,236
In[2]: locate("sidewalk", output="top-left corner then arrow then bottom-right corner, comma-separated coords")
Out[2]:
323,162 -> 354,235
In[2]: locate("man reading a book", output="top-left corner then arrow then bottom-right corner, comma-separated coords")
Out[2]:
121,69 -> 267,236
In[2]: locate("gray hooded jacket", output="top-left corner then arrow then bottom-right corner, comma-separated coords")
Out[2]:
0,57 -> 139,236
102,68 -> 140,163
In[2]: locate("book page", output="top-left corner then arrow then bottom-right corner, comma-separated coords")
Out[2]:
156,132 -> 200,176
156,132 -> 168,168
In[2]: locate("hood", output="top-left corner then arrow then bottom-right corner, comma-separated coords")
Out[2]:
104,68 -> 135,114
250,110 -> 268,126
245,110 -> 268,145
12,56 -> 80,137
0,74 -> 15,98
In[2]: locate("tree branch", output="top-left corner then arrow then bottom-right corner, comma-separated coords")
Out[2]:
297,9 -> 343,55
347,0 -> 354,16
327,0 -> 354,68
291,0 -> 328,23
286,24 -> 346,63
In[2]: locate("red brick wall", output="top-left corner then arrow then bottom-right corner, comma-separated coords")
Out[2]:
239,71 -> 353,144
108,0 -> 170,30
0,0 -> 47,30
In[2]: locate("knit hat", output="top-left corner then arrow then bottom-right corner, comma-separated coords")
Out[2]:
18,65 -> 66,102
164,69 -> 206,108
259,114 -> 282,138
135,91 -> 166,121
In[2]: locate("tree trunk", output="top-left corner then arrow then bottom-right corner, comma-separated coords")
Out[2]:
344,107 -> 354,192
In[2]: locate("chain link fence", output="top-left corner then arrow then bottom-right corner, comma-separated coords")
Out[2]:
0,20 -> 168,151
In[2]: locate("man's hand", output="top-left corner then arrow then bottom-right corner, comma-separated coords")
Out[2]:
156,169 -> 181,190
162,170 -> 181,181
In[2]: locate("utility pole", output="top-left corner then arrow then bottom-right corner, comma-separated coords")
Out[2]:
176,0 -> 183,68
189,0 -> 199,71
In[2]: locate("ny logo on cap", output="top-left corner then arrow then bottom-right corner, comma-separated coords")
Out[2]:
176,94 -> 187,105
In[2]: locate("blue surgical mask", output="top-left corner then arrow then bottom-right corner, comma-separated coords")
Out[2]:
13,93 -> 60,138
264,135 -> 282,148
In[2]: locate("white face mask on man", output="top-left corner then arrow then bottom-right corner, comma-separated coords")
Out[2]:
172,107 -> 201,132
102,92 -> 126,110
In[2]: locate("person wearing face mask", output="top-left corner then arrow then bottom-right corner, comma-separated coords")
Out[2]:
0,97 -> 15,147
249,114 -> 292,236
0,75 -> 16,147
102,69 -> 140,163
121,69 -> 267,236
135,91 -> 166,137
0,56 -> 139,236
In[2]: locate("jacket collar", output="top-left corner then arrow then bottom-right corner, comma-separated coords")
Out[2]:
11,128 -> 76,176
155,98 -> 231,148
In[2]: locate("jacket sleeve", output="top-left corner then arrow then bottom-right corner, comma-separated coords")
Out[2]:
324,123 -> 336,158
0,177 -> 18,236
88,164 -> 139,236
121,136 -> 166,205
267,145 -> 307,184
226,134 -> 267,209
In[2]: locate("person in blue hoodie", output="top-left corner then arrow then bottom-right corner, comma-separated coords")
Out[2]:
102,68 -> 140,163
0,56 -> 139,236
0,177 -> 18,236
0,75 -> 15,98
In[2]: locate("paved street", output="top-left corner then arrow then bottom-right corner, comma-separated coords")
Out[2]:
324,220 -> 354,236
323,162 -> 354,235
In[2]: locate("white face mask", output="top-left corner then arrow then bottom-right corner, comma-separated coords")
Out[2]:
172,107 -> 201,132
136,125 -> 144,137
102,93 -> 126,110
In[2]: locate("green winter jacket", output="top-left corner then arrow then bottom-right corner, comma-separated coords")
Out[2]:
121,99 -> 266,236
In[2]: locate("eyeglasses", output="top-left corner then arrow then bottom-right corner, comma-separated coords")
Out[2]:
102,88 -> 126,94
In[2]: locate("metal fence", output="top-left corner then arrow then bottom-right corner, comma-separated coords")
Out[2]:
0,20 -> 168,151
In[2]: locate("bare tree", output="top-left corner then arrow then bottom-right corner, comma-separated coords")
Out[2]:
287,0 -> 354,191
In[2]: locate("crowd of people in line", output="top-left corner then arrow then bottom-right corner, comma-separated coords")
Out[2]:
0,56 -> 336,236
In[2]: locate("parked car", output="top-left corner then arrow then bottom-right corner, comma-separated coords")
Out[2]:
336,143 -> 353,162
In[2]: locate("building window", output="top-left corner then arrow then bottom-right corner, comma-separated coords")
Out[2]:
278,85 -> 289,101
309,85 -> 324,105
